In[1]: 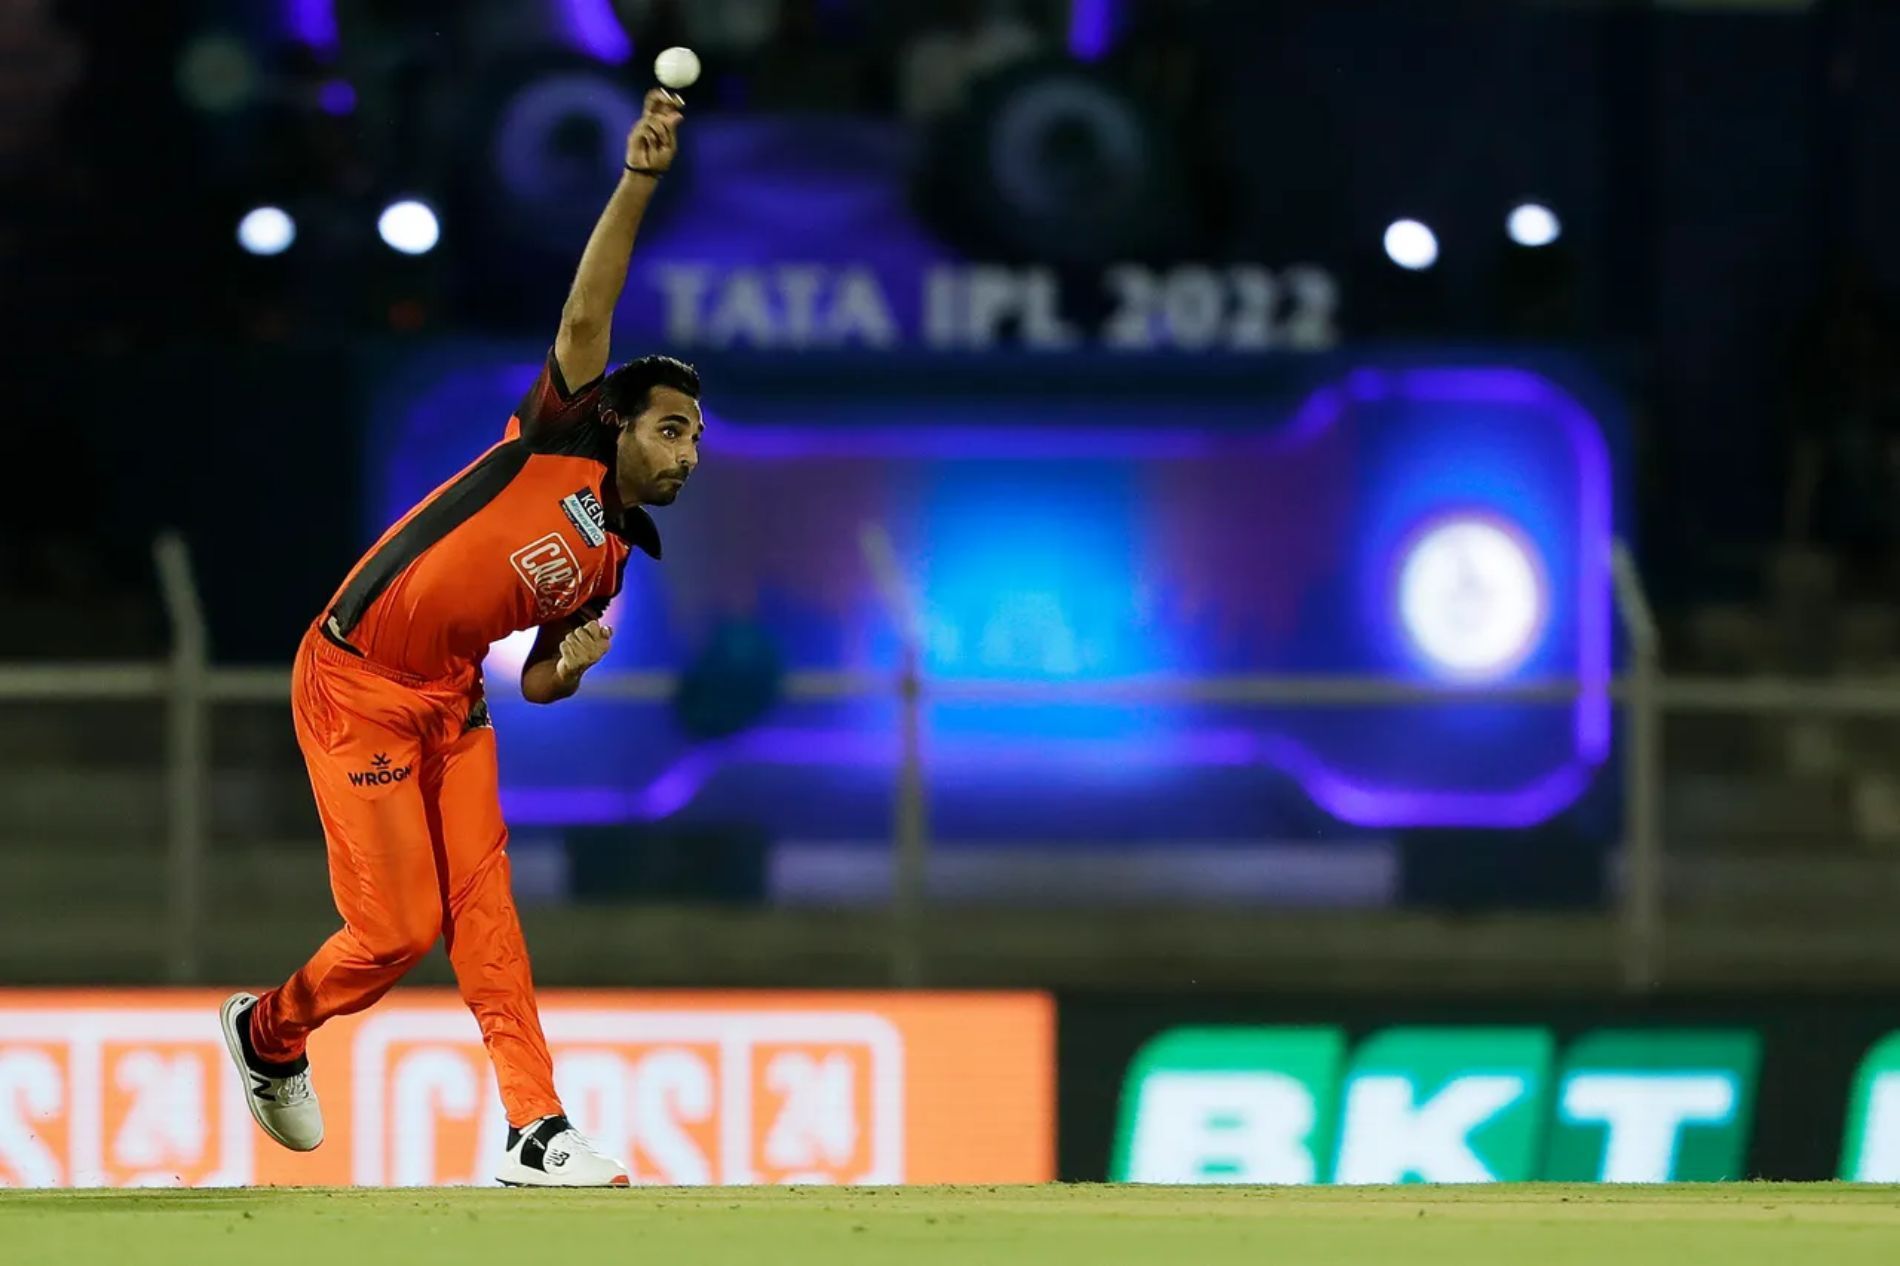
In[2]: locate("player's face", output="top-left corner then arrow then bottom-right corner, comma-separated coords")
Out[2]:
616,386 -> 703,506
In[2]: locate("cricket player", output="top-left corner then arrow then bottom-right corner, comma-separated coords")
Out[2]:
219,89 -> 697,1187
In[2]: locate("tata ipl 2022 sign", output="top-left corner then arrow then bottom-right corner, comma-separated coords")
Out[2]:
0,991 -> 1052,1188
1113,1027 -> 1765,1184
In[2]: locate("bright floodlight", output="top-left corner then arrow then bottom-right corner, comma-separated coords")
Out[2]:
378,199 -> 440,255
1508,202 -> 1561,248
1383,219 -> 1439,271
1398,516 -> 1547,680
236,206 -> 295,256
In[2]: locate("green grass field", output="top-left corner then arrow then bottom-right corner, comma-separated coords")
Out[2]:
4,1185 -> 1899,1266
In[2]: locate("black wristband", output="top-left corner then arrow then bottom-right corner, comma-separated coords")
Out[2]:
624,162 -> 663,179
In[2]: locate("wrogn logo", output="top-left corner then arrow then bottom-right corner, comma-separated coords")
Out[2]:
348,752 -> 414,788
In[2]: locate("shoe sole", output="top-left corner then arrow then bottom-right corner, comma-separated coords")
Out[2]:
219,991 -> 323,1154
496,1175 -> 631,1188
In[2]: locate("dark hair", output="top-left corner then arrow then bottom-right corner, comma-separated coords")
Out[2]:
600,355 -> 701,420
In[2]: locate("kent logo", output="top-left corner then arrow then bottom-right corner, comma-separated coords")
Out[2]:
1113,1026 -> 1759,1185
561,488 -> 608,549
348,753 -> 413,788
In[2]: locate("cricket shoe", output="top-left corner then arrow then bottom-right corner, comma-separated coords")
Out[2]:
219,991 -> 324,1152
497,1115 -> 631,1187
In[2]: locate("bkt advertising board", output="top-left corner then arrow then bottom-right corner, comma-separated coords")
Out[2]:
0,991 -> 1051,1187
1110,1024 -> 1900,1184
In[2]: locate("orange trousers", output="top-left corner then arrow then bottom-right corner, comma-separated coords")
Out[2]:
249,629 -> 562,1127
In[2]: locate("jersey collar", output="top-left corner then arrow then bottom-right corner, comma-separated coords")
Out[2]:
615,505 -> 662,559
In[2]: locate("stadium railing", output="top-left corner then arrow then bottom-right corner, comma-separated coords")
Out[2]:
0,532 -> 1685,990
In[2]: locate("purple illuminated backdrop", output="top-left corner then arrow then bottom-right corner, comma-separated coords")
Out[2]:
290,0 -> 629,63
559,0 -> 632,63
1068,0 -> 1123,61
284,0 -> 337,52
374,353 -> 1618,835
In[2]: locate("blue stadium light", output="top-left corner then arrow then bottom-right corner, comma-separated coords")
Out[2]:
377,199 -> 440,255
1397,513 -> 1549,681
236,206 -> 296,256
1384,219 -> 1439,271
1508,202 -> 1562,248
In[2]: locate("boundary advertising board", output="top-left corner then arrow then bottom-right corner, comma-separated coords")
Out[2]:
0,990 -> 1052,1188
1058,995 -> 1900,1183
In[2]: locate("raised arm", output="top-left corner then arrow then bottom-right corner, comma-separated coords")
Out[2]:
552,88 -> 684,389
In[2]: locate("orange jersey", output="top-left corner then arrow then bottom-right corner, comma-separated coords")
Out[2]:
319,353 -> 661,685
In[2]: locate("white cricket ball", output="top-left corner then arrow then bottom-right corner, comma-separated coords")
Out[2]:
654,46 -> 701,90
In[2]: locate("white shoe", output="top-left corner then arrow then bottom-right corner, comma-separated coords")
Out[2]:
219,991 -> 324,1153
496,1115 -> 630,1187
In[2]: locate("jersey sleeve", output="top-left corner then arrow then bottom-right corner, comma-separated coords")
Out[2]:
514,349 -> 605,448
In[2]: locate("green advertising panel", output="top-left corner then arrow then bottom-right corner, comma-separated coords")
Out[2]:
1332,1028 -> 1554,1184
1840,1031 -> 1900,1181
1097,1019 -> 1900,1185
1112,1027 -> 1347,1184
1545,1030 -> 1760,1182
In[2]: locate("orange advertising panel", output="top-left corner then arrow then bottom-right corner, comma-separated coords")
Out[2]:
0,990 -> 1052,1187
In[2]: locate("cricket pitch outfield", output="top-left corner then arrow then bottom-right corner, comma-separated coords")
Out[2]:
5,1183 -> 1898,1266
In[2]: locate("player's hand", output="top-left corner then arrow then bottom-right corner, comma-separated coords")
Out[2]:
555,620 -> 613,683
626,89 -> 683,174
